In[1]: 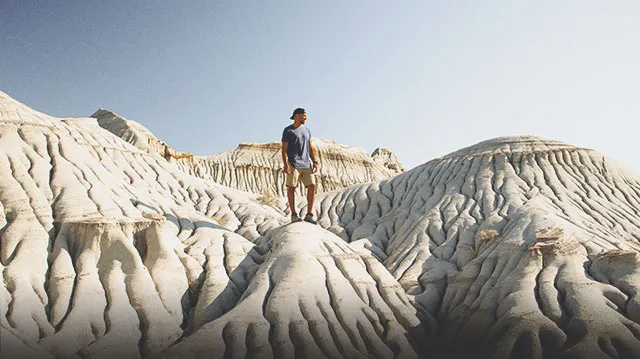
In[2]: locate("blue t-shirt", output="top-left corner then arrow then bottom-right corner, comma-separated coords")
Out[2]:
281,124 -> 312,169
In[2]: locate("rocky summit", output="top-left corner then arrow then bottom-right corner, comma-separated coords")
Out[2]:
1,90 -> 639,359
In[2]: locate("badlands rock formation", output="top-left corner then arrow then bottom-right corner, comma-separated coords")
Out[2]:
1,90 -> 640,359
92,109 -> 404,196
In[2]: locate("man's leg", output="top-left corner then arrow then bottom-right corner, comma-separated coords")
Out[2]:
299,169 -> 317,224
287,186 -> 296,213
287,186 -> 302,222
303,184 -> 318,224
306,184 -> 315,215
286,168 -> 302,222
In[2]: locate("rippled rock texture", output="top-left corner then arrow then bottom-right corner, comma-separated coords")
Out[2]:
91,109 -> 404,196
1,91 -> 640,359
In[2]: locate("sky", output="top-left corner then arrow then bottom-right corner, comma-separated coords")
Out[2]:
1,1 -> 639,172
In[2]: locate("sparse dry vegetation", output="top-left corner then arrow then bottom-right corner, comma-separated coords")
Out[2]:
477,229 -> 500,243
212,214 -> 229,228
257,188 -> 278,206
536,228 -> 564,240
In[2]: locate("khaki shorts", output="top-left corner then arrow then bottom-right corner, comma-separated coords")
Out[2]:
286,167 -> 316,188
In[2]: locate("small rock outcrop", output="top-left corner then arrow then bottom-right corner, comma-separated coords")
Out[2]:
372,147 -> 405,172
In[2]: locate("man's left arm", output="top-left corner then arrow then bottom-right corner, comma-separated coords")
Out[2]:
309,140 -> 318,173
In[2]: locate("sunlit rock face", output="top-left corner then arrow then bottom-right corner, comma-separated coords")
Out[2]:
1,91 -> 640,359
311,136 -> 640,358
92,109 -> 404,196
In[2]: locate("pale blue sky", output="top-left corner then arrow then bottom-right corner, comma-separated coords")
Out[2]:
2,1 -> 639,172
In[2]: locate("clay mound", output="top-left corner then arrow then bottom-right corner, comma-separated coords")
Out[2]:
163,223 -> 430,359
91,108 -> 175,157
0,91 -> 284,358
91,109 -> 404,196
311,135 -> 640,358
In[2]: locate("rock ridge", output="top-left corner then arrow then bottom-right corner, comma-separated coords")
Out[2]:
91,109 -> 404,196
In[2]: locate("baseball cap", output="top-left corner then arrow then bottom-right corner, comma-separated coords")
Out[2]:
290,107 -> 306,119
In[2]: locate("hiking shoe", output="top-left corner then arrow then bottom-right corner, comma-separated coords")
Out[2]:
304,213 -> 317,224
291,212 -> 302,223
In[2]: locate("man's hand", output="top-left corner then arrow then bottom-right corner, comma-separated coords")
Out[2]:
312,162 -> 318,173
283,163 -> 292,174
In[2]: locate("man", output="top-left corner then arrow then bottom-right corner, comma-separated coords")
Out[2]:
281,107 -> 319,224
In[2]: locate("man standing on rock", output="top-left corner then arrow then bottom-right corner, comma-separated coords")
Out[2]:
282,107 -> 319,224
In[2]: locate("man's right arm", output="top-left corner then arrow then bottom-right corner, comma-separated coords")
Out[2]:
281,141 -> 291,173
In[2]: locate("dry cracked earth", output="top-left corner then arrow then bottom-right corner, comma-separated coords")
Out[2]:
1,90 -> 639,359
